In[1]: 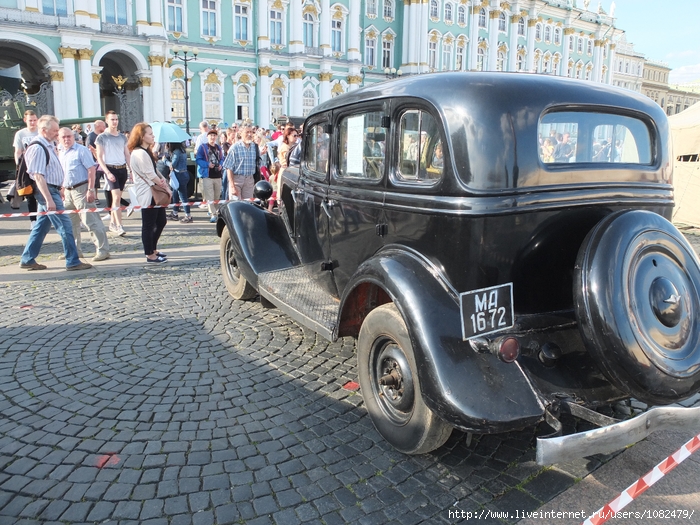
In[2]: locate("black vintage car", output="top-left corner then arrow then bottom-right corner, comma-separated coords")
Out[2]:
217,72 -> 700,464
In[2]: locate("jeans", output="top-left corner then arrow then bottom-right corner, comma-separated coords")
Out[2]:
20,184 -> 80,267
170,170 -> 191,215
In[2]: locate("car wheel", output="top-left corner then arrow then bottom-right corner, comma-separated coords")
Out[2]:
220,227 -> 257,300
574,210 -> 700,405
358,303 -> 452,454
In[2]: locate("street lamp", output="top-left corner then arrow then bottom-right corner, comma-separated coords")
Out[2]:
171,44 -> 199,135
384,67 -> 403,79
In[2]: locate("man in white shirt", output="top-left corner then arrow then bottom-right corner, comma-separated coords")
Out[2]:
194,121 -> 210,150
13,110 -> 39,226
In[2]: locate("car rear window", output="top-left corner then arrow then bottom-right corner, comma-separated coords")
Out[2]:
538,111 -> 653,165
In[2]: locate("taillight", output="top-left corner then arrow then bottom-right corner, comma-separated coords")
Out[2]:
498,337 -> 520,363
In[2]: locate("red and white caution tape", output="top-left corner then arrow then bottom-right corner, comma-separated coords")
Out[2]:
582,432 -> 700,525
0,198 -> 242,219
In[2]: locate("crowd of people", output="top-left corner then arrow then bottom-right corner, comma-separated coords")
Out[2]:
11,109 -> 303,269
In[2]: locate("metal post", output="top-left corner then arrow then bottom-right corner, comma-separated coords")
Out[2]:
171,45 -> 199,136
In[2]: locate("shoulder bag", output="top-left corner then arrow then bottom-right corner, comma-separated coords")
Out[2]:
133,148 -> 172,207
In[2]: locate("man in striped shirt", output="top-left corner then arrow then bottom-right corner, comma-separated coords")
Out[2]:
222,124 -> 258,200
18,115 -> 93,271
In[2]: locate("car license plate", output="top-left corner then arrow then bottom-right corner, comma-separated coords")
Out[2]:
460,283 -> 514,340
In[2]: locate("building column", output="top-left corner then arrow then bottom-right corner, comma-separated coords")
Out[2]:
86,0 -> 100,30
139,76 -> 152,123
162,59 -> 172,121
257,2 -> 269,51
562,28 -> 573,77
320,0 -> 331,57
526,18 -> 537,72
74,0 -> 91,26
401,1 -> 409,67
77,49 -> 95,118
319,71 -> 332,104
347,0 -> 361,62
49,68 -> 65,120
148,55 -> 166,122
149,0 -> 163,28
135,1 -> 149,34
289,0 -> 304,54
468,6 -> 479,70
92,69 -> 102,116
288,69 -> 304,115
58,47 -> 80,118
257,66 -> 272,129
508,15 -> 519,71
593,39 -> 603,82
418,0 -> 429,72
606,43 -> 616,84
488,10 -> 499,71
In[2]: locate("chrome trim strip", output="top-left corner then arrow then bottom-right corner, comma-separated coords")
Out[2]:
536,406 -> 700,465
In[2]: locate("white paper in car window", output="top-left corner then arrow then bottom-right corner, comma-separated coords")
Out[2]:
346,115 -> 365,174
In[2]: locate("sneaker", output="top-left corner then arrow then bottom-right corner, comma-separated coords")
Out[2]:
180,216 -> 193,223
198,203 -> 207,209
167,212 -> 179,220
117,227 -> 126,237
126,207 -> 135,218
109,224 -> 119,233
209,216 -> 217,223
146,255 -> 167,263
19,262 -> 47,271
66,262 -> 93,271
155,252 -> 167,258
102,214 -> 110,221
92,252 -> 110,262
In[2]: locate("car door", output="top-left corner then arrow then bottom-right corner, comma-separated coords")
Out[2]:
327,104 -> 389,294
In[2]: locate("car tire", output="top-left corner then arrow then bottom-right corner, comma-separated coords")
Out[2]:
358,303 -> 452,454
220,227 -> 257,300
574,210 -> 700,405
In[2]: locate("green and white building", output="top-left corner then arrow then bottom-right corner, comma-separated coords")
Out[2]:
0,0 -> 619,132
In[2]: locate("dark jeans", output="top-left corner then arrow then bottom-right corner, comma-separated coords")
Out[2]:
27,194 -> 37,222
141,201 -> 166,256
171,170 -> 191,215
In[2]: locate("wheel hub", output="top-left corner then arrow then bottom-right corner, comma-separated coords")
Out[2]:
650,277 -> 682,327
373,342 -> 415,421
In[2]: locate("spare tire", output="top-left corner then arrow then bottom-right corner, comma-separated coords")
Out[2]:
574,210 -> 700,406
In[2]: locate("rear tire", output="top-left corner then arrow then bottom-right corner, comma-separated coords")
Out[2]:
220,227 -> 257,300
358,303 -> 452,454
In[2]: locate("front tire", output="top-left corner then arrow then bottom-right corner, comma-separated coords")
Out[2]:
220,227 -> 257,300
358,303 -> 452,454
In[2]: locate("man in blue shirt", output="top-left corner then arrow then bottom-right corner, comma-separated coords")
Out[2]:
19,115 -> 92,271
58,127 -> 110,262
222,124 -> 258,200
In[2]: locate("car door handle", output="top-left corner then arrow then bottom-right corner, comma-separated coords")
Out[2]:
321,199 -> 336,218
291,188 -> 304,203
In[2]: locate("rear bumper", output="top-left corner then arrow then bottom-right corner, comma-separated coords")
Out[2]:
537,405 -> 700,465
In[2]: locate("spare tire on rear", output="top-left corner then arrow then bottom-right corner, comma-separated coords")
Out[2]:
574,210 -> 700,406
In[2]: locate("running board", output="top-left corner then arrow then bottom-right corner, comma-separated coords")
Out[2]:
257,266 -> 340,341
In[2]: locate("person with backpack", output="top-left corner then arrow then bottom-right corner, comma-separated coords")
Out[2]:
13,109 -> 39,228
18,115 -> 93,272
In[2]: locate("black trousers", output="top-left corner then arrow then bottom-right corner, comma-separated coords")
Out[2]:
27,194 -> 37,222
141,202 -> 166,256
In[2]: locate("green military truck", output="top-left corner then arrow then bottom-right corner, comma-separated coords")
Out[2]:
0,102 -> 24,183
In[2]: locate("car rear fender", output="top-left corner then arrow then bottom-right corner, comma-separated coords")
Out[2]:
219,201 -> 300,288
341,247 -> 545,433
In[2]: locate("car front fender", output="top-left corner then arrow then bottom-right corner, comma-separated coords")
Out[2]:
343,246 -> 545,433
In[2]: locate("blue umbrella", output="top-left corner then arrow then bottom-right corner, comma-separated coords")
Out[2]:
150,122 -> 191,143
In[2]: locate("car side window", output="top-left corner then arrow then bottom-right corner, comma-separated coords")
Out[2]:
397,109 -> 443,183
337,111 -> 385,180
303,124 -> 330,178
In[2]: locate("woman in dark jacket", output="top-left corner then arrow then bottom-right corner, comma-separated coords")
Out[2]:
166,142 -> 192,222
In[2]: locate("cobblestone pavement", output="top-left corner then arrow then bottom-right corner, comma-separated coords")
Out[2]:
0,200 -> 699,524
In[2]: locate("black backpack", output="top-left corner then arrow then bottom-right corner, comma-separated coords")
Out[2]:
16,141 -> 50,197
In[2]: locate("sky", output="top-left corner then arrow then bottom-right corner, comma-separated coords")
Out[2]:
604,0 -> 700,84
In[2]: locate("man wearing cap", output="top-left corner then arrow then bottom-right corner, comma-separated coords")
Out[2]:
196,129 -> 224,223
222,123 -> 259,201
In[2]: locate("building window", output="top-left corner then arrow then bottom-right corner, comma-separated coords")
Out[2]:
234,4 -> 248,40
367,0 -> 377,16
428,41 -> 438,69
456,43 -> 465,70
442,43 -> 452,71
554,27 -> 561,45
430,0 -> 439,19
543,55 -> 551,73
497,51 -> 505,71
236,85 -> 249,121
499,12 -> 506,32
384,0 -> 394,19
43,0 -> 68,16
544,25 -> 551,42
585,67 -> 592,81
382,39 -> 393,69
204,82 -> 221,122
535,23 -> 542,41
170,79 -> 185,120
202,0 -> 217,37
577,37 -> 583,53
518,17 -> 525,36
271,87 -> 284,119
477,47 -> 485,71
104,0 -> 127,24
478,8 -> 486,28
445,3 -> 452,23
332,20 -> 343,52
517,52 -> 525,71
270,10 -> 283,45
365,37 -> 376,67
458,5 -> 466,25
587,39 -> 593,55
167,0 -> 183,32
569,35 -> 574,51
303,88 -> 316,116
303,13 -> 315,47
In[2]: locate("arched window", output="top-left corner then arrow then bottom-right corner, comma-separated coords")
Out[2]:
478,8 -> 486,28
170,79 -> 186,120
442,42 -> 453,70
585,67 -> 592,81
430,0 -> 439,19
271,87 -> 284,119
428,40 -> 438,69
543,54 -> 551,73
625,61 -> 629,74
517,52 -> 525,71
382,38 -> 394,69
497,51 -> 505,71
499,12 -> 506,32
587,39 -> 593,54
365,36 -> 376,67
204,83 -> 221,122
535,23 -> 542,40
544,25 -> 551,42
554,27 -> 561,45
518,17 -> 525,36
458,5 -> 466,25
384,0 -> 394,19
236,84 -> 250,121
303,13 -> 315,47
302,88 -> 316,116
477,47 -> 485,71
445,3 -> 452,23
577,37 -> 583,53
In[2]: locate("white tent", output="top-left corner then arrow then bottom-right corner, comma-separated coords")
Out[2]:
669,103 -> 700,228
